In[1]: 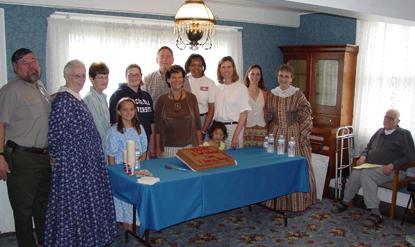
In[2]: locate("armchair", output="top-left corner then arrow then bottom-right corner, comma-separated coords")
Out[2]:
349,156 -> 415,221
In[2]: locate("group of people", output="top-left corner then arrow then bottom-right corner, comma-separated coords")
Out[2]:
0,45 -> 413,247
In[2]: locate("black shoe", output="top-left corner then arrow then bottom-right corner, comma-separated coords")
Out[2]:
331,201 -> 348,214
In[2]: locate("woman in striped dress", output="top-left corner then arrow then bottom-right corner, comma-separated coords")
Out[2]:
263,64 -> 317,211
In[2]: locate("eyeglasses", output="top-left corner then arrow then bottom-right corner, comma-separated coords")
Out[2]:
95,75 -> 109,80
384,115 -> 397,121
69,74 -> 86,80
128,73 -> 142,78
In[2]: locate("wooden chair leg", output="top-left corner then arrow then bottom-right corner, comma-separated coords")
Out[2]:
349,199 -> 353,208
390,187 -> 398,221
411,192 -> 415,214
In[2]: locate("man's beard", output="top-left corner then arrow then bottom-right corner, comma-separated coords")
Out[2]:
25,68 -> 41,83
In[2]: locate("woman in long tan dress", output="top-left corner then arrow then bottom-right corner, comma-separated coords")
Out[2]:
263,64 -> 317,211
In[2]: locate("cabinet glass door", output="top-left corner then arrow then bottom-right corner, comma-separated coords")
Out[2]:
315,60 -> 338,106
287,60 -> 307,93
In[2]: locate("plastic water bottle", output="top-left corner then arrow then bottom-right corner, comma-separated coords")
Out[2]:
267,134 -> 274,153
263,136 -> 269,152
135,147 -> 141,170
288,137 -> 296,157
277,135 -> 285,155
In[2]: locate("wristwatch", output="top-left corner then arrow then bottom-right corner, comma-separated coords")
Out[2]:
0,152 -> 4,156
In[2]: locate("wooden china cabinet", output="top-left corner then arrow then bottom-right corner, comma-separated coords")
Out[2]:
279,44 -> 359,196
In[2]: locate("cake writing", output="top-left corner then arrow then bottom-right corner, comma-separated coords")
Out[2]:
190,147 -> 221,157
199,156 -> 230,165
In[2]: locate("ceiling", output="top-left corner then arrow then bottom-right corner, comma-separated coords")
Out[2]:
1,0 -> 415,27
207,0 -> 415,26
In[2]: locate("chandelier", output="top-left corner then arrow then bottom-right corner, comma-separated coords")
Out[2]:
174,0 -> 216,51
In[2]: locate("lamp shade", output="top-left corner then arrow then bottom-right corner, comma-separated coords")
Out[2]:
174,0 -> 215,23
174,0 -> 216,50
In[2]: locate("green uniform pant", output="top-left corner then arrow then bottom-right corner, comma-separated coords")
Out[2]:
5,149 -> 52,247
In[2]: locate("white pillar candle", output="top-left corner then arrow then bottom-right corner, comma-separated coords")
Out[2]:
126,140 -> 136,175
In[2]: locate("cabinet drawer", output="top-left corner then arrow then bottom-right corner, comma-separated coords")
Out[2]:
309,132 -> 330,155
312,115 -> 339,127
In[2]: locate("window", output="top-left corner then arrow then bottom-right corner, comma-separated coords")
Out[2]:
354,20 -> 415,153
46,12 -> 243,99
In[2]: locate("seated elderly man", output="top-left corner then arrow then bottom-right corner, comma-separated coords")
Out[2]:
331,109 -> 415,227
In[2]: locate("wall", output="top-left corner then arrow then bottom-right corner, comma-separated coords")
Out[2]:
296,13 -> 356,45
0,4 -> 356,91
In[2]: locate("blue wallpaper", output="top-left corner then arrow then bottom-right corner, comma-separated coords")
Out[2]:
296,13 -> 356,45
0,4 -> 356,90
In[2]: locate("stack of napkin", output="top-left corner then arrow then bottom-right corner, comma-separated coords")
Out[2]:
137,177 -> 160,185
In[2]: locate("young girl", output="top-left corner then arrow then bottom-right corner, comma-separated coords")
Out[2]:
203,121 -> 228,150
105,97 -> 147,233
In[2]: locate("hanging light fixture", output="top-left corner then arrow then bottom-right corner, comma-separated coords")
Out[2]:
174,0 -> 216,51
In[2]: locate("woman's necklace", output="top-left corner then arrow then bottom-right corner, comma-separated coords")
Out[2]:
170,89 -> 183,112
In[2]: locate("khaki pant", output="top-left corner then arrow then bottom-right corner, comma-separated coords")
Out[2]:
5,149 -> 51,247
343,166 -> 406,208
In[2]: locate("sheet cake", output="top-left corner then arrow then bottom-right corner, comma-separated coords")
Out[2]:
176,146 -> 236,171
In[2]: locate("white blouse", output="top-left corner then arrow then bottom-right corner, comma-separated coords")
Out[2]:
214,81 -> 251,122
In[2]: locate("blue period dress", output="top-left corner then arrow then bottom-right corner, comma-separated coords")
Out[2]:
45,91 -> 117,246
105,125 -> 147,225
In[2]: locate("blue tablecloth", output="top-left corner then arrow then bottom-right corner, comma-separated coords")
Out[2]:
107,146 -> 310,237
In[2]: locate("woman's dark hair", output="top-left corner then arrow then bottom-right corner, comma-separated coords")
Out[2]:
217,56 -> 239,84
276,64 -> 296,81
89,62 -> 109,79
165,65 -> 185,88
243,64 -> 266,90
116,97 -> 141,135
208,121 -> 228,140
184,54 -> 206,76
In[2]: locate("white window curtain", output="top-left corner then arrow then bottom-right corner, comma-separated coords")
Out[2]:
354,20 -> 415,154
46,13 -> 243,98
0,8 -> 7,88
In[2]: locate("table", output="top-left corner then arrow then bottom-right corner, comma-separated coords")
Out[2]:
107,147 -> 310,241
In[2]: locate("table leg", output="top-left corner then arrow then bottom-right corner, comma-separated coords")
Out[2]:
256,199 -> 288,227
124,204 -> 152,246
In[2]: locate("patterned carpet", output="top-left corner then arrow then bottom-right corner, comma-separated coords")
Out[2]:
1,198 -> 414,246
